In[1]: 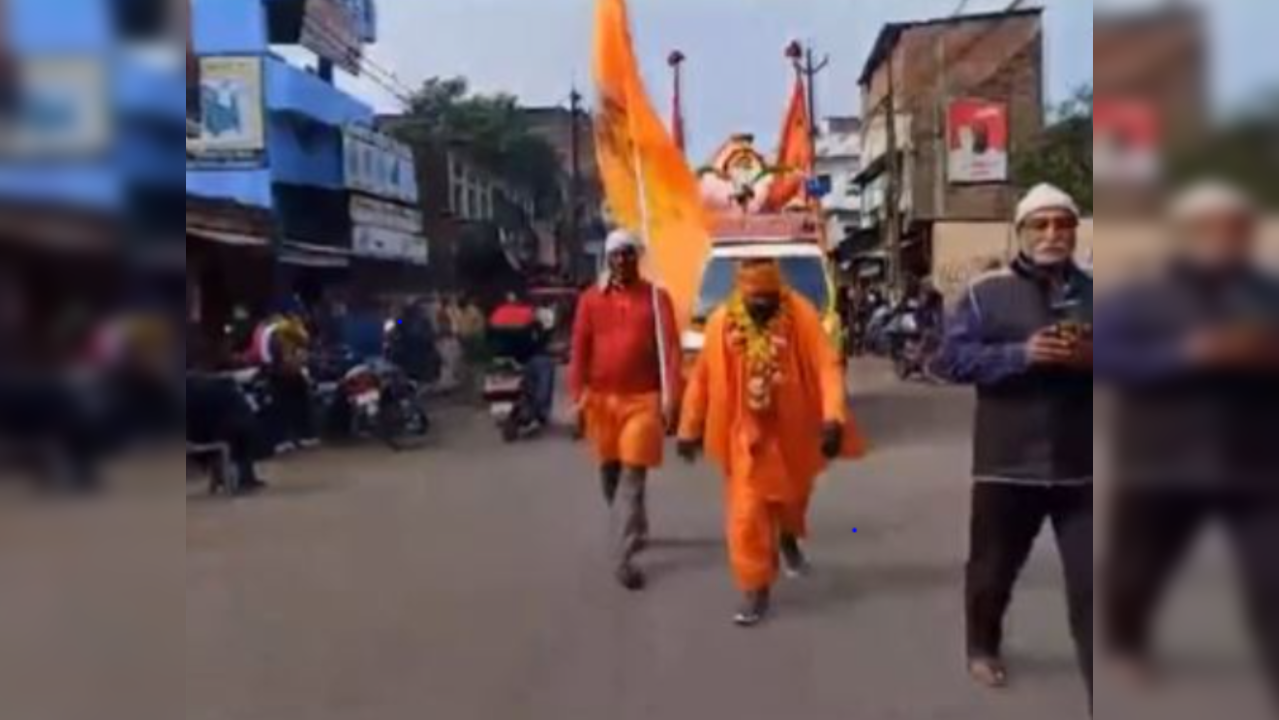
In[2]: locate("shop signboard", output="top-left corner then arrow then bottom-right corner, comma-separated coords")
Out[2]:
350,195 -> 427,265
344,124 -> 419,204
186,56 -> 266,168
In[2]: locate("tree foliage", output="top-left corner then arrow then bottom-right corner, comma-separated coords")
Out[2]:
1013,86 -> 1093,214
395,77 -> 563,218
1170,93 -> 1279,209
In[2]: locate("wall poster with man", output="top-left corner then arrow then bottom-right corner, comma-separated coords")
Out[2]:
947,99 -> 1010,185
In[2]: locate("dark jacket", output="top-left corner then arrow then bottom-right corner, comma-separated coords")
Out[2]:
1094,262 -> 1279,492
934,258 -> 1093,484
387,310 -> 441,384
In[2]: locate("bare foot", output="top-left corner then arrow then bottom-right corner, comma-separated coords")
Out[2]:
968,657 -> 1009,689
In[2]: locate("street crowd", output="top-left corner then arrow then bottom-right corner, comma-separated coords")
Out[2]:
2,178 -> 1274,714
566,180 -> 1279,714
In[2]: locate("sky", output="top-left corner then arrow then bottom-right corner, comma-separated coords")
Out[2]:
335,0 -> 1276,161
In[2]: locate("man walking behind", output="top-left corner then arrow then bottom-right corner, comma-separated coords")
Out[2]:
1096,181 -> 1279,705
677,259 -> 860,627
933,183 -> 1094,697
568,230 -> 682,591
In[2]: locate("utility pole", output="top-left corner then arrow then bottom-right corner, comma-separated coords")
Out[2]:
568,87 -> 583,282
884,51 -> 904,294
786,40 -> 830,160
667,50 -> 687,154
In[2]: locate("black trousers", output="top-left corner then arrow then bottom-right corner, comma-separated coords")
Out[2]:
1105,488 -> 1279,696
966,482 -> 1094,691
187,376 -> 263,485
266,368 -> 315,443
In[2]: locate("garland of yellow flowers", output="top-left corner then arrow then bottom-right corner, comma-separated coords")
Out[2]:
725,290 -> 793,413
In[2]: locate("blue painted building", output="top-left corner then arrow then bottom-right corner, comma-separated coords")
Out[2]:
187,0 -> 373,236
0,0 -> 187,354
187,0 -> 402,343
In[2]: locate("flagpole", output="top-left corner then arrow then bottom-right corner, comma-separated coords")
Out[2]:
628,112 -> 672,413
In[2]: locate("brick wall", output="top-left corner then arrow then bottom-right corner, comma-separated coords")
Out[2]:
1093,8 -> 1209,218
862,12 -> 1045,224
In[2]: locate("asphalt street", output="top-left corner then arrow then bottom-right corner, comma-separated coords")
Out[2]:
180,362 -> 1272,720
8,361 -> 1266,720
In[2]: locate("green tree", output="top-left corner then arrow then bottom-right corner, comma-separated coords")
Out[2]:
1170,93 -> 1279,209
1013,86 -> 1093,214
394,77 -> 564,218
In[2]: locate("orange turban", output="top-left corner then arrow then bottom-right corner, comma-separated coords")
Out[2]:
736,260 -> 784,297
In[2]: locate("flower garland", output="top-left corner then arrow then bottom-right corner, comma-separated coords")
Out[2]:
725,291 -> 792,413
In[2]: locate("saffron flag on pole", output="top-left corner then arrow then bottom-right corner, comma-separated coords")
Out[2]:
593,0 -> 711,335
761,77 -> 813,212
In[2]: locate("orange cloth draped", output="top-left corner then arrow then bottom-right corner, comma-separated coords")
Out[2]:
583,392 -> 665,469
761,77 -> 813,213
680,291 -> 865,590
593,0 -> 711,335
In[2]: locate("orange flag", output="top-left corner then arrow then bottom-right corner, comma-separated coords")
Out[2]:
593,0 -> 711,335
761,77 -> 813,212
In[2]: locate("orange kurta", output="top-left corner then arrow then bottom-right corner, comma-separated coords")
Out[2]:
570,281 -> 682,468
680,292 -> 864,591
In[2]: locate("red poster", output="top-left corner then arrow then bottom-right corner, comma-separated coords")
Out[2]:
947,99 -> 1009,184
1094,98 -> 1159,185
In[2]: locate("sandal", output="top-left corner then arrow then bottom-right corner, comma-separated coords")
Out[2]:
733,589 -> 771,628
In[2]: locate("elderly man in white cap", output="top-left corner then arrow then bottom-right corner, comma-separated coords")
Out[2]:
568,229 -> 683,591
1097,180 -> 1279,699
934,183 -> 1094,699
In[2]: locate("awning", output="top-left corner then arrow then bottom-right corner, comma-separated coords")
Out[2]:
188,227 -> 270,248
280,241 -> 350,269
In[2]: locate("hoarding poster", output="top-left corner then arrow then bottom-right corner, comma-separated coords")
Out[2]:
947,99 -> 1009,184
302,0 -> 363,76
1093,98 -> 1160,186
187,56 -> 266,167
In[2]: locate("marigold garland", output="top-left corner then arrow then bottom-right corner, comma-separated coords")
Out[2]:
725,291 -> 792,413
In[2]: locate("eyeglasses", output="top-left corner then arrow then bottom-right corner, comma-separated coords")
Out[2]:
1025,217 -> 1080,232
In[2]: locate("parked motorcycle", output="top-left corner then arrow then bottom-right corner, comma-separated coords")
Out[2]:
328,359 -> 431,452
887,310 -> 928,380
482,358 -> 541,443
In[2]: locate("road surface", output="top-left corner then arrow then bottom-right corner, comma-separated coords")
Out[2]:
180,362 -> 1272,720
14,361 -> 1269,720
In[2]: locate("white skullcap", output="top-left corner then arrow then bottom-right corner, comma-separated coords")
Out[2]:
605,229 -> 643,255
1015,183 -> 1080,226
1171,180 -> 1255,223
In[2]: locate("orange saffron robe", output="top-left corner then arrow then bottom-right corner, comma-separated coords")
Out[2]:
680,292 -> 865,591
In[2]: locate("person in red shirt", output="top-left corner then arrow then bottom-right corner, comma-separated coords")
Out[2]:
488,291 -> 555,427
569,229 -> 683,591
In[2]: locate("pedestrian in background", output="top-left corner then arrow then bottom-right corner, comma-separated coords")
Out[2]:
250,301 -> 317,453
933,183 -> 1093,699
568,230 -> 682,591
457,297 -> 489,387
1095,181 -> 1279,702
678,259 -> 863,626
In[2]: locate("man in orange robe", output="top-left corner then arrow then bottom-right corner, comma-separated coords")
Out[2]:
678,259 -> 862,626
569,230 -> 683,591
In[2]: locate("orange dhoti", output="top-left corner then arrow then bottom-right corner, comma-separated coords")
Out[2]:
584,392 -> 665,468
726,431 -> 816,592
